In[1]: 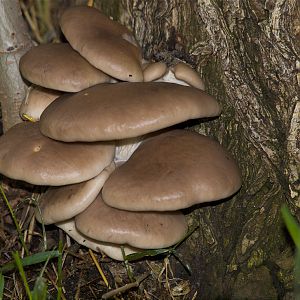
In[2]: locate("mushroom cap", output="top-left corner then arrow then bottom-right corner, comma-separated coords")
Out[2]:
57,219 -> 139,261
40,82 -> 221,142
172,62 -> 205,90
75,194 -> 188,249
35,163 -> 115,225
0,122 -> 115,185
60,6 -> 143,82
19,43 -> 111,92
20,86 -> 62,122
143,61 -> 167,82
102,130 -> 242,211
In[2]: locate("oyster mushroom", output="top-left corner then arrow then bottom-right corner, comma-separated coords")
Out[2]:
57,219 -> 139,261
60,6 -> 143,82
20,43 -> 111,92
0,122 -> 115,185
35,162 -> 115,224
102,130 -> 242,211
20,86 -> 62,122
75,194 -> 188,249
40,82 -> 221,142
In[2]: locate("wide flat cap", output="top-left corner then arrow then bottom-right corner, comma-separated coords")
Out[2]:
60,6 -> 143,82
20,43 -> 111,92
35,163 -> 115,224
0,122 -> 115,185
57,219 -> 139,261
102,130 -> 242,211
40,82 -> 221,142
75,194 -> 187,249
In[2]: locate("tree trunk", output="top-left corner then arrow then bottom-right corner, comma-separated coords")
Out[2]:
0,0 -> 32,132
95,0 -> 299,298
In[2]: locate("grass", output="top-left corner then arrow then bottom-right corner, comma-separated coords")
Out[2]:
0,180 -> 195,299
0,273 -> 4,300
0,184 -> 28,256
281,205 -> 300,299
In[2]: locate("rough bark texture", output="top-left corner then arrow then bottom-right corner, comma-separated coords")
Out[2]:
94,0 -> 299,298
0,0 -> 33,132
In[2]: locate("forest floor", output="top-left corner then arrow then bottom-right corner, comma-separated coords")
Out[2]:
0,113 -> 195,299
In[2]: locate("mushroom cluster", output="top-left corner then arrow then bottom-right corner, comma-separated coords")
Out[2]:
0,6 -> 242,261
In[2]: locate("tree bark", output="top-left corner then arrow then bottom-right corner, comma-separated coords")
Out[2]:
95,0 -> 300,298
0,0 -> 32,132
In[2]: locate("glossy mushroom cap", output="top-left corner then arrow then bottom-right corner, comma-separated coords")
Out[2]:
57,219 -> 139,261
143,61 -> 167,82
102,130 -> 242,211
75,194 -> 188,249
40,82 -> 221,142
19,43 -> 111,92
172,62 -> 205,90
0,122 -> 115,185
20,86 -> 62,122
35,163 -> 115,224
60,6 -> 143,82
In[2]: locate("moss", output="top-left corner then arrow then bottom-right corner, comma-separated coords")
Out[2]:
247,248 -> 265,269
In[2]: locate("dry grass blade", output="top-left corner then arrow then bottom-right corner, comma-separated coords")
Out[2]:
89,249 -> 110,288
0,185 -> 29,256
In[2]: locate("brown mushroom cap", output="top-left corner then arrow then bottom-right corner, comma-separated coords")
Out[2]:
40,82 -> 221,142
60,6 -> 143,82
20,86 -> 62,122
172,62 -> 205,90
35,163 -> 115,225
75,194 -> 188,249
143,62 -> 167,82
19,43 -> 111,92
0,122 -> 115,185
102,130 -> 242,211
57,219 -> 139,261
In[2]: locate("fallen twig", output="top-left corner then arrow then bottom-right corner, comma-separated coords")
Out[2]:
101,273 -> 150,299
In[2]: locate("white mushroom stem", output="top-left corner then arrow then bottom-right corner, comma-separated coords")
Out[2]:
155,63 -> 205,90
115,136 -> 144,164
57,219 -> 139,261
155,69 -> 190,86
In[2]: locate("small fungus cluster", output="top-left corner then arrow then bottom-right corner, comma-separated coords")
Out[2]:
0,6 -> 242,260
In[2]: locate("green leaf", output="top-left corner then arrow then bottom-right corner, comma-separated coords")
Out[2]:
281,205 -> 300,249
56,240 -> 63,300
0,273 -> 4,300
1,250 -> 60,273
125,248 -> 170,261
31,276 -> 48,300
172,251 -> 192,275
125,225 -> 199,262
12,252 -> 32,300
